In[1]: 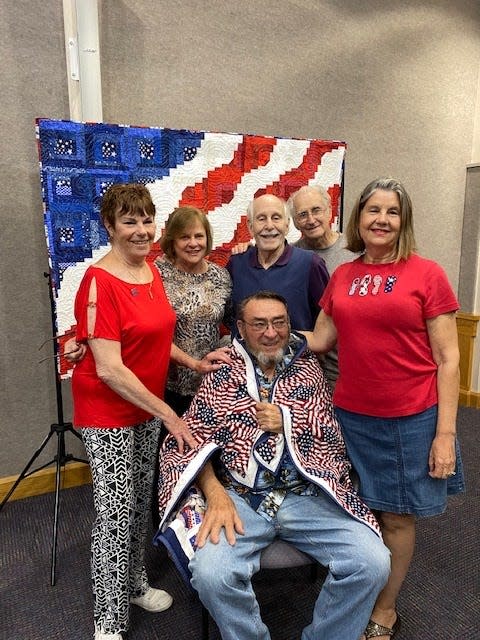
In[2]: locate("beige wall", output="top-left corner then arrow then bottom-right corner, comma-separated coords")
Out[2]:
0,0 -> 479,476
100,0 -> 479,283
0,1 -> 74,478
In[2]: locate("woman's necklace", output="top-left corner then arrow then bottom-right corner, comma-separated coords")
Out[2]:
122,261 -> 154,299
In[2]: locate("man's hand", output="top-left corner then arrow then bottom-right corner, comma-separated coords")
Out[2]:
230,241 -> 252,255
196,485 -> 244,548
255,402 -> 283,433
63,337 -> 87,363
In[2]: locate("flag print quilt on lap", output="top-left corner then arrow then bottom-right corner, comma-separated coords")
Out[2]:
36,118 -> 346,377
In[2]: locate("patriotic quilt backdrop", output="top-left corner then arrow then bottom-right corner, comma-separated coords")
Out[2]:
36,118 -> 346,377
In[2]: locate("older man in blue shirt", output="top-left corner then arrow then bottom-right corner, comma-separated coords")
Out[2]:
226,193 -> 329,331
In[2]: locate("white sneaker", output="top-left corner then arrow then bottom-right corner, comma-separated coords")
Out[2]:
94,632 -> 123,640
130,587 -> 173,612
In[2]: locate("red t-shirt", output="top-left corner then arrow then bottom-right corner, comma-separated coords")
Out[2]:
320,254 -> 459,417
72,265 -> 176,427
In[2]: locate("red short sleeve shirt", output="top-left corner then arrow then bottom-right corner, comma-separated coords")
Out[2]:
72,265 -> 176,427
320,254 -> 459,417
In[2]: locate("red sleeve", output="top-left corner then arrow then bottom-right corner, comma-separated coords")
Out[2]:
423,261 -> 459,319
74,267 -> 122,342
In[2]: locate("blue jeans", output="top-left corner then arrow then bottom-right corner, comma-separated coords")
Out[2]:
189,489 -> 390,640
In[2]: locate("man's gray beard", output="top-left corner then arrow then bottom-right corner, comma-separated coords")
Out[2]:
253,347 -> 285,368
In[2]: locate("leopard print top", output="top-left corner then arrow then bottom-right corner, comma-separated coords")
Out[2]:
155,258 -> 232,396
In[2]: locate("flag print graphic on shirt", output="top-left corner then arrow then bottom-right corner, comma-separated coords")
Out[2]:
348,274 -> 398,296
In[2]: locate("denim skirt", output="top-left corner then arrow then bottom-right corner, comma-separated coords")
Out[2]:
335,405 -> 465,517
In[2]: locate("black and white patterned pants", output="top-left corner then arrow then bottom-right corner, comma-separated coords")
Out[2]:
81,419 -> 161,634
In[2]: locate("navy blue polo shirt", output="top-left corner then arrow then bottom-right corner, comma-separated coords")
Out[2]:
226,243 -> 329,331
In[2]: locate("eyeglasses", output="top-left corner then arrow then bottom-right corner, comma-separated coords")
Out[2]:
294,207 -> 327,222
239,318 -> 289,333
37,330 -> 77,364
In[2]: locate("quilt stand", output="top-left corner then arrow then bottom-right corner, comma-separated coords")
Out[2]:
0,271 -> 87,586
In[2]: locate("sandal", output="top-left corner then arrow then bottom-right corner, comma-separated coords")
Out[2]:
365,613 -> 401,638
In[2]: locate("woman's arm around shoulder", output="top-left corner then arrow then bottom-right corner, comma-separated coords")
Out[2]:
170,343 -> 231,373
300,310 -> 337,354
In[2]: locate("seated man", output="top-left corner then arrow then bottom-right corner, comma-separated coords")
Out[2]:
156,291 -> 390,640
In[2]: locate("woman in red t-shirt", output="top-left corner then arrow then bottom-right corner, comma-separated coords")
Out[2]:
70,184 -> 223,640
303,178 -> 464,639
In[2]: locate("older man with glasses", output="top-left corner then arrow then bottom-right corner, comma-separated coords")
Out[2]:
287,184 -> 358,274
155,291 -> 390,640
287,185 -> 359,389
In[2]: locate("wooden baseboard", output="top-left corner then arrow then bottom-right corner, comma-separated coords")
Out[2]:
457,312 -> 479,408
457,312 -> 479,397
0,462 -> 91,503
459,389 -> 480,409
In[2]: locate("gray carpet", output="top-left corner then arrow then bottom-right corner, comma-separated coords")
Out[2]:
1,406 -> 478,639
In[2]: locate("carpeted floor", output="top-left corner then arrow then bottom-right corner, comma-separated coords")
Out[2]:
1,406 -> 478,639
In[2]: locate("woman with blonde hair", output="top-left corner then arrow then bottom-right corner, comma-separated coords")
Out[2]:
303,177 -> 464,639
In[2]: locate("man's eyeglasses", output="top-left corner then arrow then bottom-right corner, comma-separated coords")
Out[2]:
295,207 -> 327,222
239,318 -> 289,333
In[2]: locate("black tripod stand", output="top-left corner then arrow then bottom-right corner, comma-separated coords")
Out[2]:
0,271 -> 87,585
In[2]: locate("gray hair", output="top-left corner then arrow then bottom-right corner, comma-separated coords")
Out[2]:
286,184 -> 331,218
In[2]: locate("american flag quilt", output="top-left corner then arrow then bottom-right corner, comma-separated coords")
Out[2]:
36,118 -> 346,376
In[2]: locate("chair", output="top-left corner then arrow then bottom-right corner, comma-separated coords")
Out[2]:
200,539 -> 318,640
